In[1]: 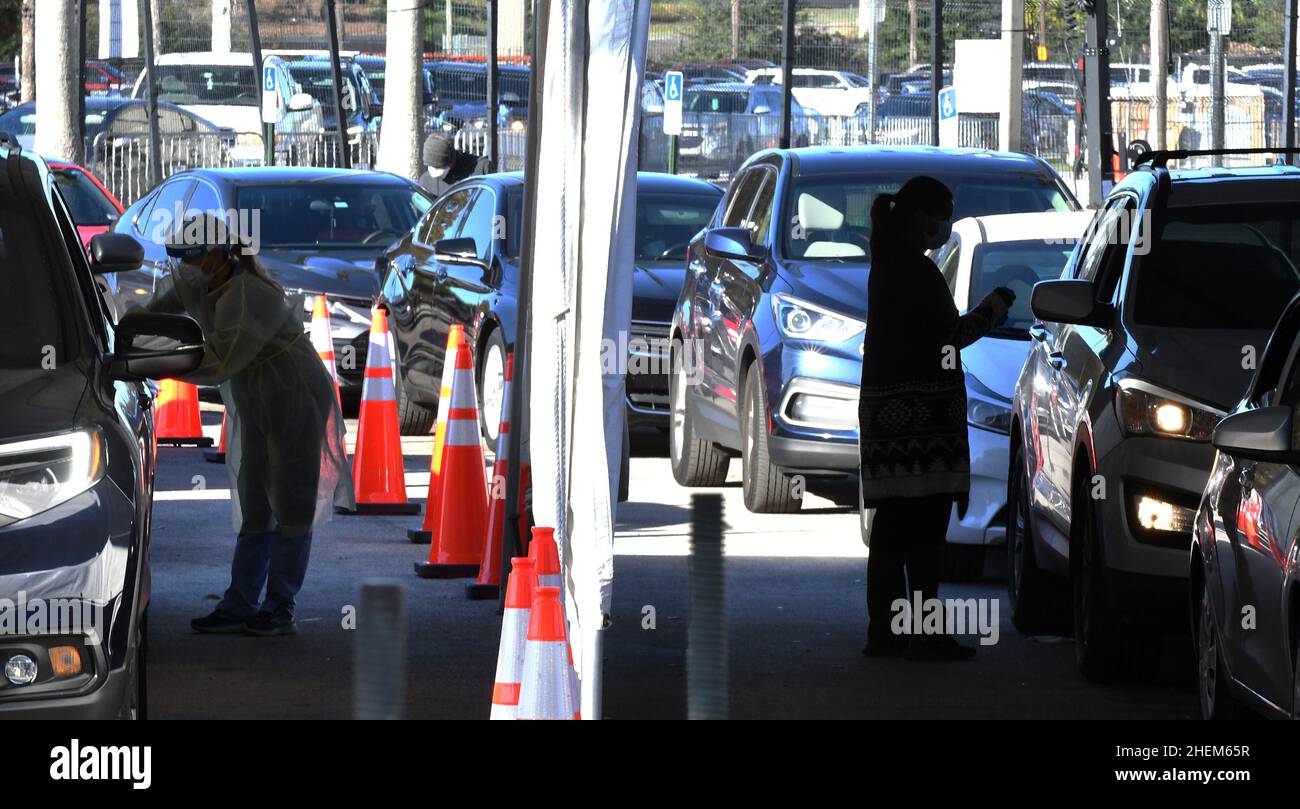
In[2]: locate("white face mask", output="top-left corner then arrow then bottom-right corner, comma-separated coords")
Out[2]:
172,260 -> 209,290
426,166 -> 449,179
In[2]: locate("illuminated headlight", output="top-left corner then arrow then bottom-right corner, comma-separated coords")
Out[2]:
1116,383 -> 1220,441
772,294 -> 865,344
4,655 -> 36,686
1128,487 -> 1198,543
966,372 -> 1011,434
235,132 -> 263,150
0,429 -> 105,528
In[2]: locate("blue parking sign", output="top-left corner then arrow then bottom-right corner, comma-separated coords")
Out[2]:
665,71 -> 683,103
264,66 -> 276,93
938,87 -> 957,121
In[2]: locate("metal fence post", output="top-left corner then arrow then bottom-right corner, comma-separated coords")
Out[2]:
141,0 -> 163,190
780,0 -> 795,149
930,0 -> 942,147
325,0 -> 351,169
1083,0 -> 1113,207
487,0 -> 499,172
1287,0 -> 1298,164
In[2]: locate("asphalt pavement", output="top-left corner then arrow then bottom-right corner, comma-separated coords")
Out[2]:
144,407 -> 1198,719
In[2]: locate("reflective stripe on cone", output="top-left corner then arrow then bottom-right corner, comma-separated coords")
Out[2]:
516,587 -> 577,720
408,326 -> 465,543
348,307 -> 419,515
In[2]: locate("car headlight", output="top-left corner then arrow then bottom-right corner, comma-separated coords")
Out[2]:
235,132 -> 263,150
965,371 -> 1011,434
0,429 -> 106,527
1116,382 -> 1221,441
772,294 -> 865,344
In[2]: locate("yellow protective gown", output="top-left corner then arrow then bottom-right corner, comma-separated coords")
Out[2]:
148,262 -> 349,538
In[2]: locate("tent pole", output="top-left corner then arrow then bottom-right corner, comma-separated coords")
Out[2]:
500,0 -> 549,609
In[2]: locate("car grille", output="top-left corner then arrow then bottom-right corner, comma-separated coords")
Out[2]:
626,321 -> 671,414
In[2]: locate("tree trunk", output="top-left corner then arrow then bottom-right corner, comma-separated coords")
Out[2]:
35,0 -> 81,163
1150,0 -> 1168,150
212,0 -> 232,53
375,0 -> 422,179
731,0 -> 740,59
151,0 -> 163,56
20,0 -> 35,103
908,0 -> 918,67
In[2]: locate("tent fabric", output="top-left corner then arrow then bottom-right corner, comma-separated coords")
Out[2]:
527,0 -> 651,719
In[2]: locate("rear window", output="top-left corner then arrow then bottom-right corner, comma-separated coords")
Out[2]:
154,65 -> 258,106
635,191 -> 722,261
53,168 -> 120,227
686,90 -> 749,114
0,176 -> 63,367
1133,206 -> 1300,329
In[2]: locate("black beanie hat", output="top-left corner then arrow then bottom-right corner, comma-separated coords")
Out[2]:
423,133 -> 454,169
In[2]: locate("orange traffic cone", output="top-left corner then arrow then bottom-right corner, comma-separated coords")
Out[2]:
414,335 -> 488,577
530,526 -> 561,589
203,412 -> 228,463
310,295 -> 342,407
516,587 -> 578,720
408,326 -> 465,543
489,556 -> 536,720
467,353 -> 514,600
155,379 -> 213,447
347,308 -> 420,515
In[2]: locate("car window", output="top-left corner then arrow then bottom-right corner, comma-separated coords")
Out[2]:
457,188 -> 497,261
722,169 -> 764,229
155,64 -> 258,106
1252,299 -> 1300,403
187,182 -> 222,216
0,174 -> 66,366
235,183 -> 428,247
52,168 -> 120,228
420,188 -> 473,245
1073,197 -> 1129,283
142,179 -> 195,243
746,170 -> 777,248
635,191 -> 720,261
1132,202 -> 1300,329
970,239 -> 1078,334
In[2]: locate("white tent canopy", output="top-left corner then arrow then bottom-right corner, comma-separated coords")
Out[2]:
526,0 -> 651,719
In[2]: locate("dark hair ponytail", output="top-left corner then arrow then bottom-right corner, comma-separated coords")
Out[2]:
869,175 -> 953,256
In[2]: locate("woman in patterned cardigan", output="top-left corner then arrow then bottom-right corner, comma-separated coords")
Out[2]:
859,176 -> 1015,660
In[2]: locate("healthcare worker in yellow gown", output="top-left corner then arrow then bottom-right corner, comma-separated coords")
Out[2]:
148,215 -> 349,636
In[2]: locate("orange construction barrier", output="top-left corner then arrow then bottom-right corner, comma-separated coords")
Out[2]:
414,334 -> 488,577
516,587 -> 579,720
347,308 -> 420,515
310,294 -> 343,407
408,326 -> 465,543
467,353 -> 515,600
203,412 -> 228,463
530,526 -> 561,589
489,556 -> 536,720
155,378 -> 213,447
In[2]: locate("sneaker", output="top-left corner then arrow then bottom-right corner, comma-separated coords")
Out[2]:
903,634 -> 977,661
191,609 -> 248,634
242,611 -> 297,637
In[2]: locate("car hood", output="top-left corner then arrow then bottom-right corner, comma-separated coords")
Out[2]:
631,259 -> 687,324
0,368 -> 87,442
962,335 -> 1031,400
254,247 -> 384,300
773,260 -> 870,322
1127,325 -> 1273,411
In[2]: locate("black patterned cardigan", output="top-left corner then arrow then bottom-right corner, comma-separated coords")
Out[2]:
857,247 -> 1009,507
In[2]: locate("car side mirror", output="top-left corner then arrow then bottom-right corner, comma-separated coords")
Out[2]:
1212,406 -> 1295,461
434,237 -> 486,269
1031,279 -> 1115,327
703,227 -> 758,261
288,92 -> 315,112
110,311 -> 204,381
88,233 -> 144,274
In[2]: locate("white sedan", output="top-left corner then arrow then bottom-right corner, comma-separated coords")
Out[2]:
744,67 -> 874,117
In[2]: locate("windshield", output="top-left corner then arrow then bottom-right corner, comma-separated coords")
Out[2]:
236,184 -> 429,248
293,68 -> 363,117
970,240 -> 1076,336
154,65 -> 258,106
53,168 -> 120,227
1134,205 -> 1300,329
686,90 -> 749,114
0,177 -> 63,366
783,172 -> 1073,261
636,192 -> 721,261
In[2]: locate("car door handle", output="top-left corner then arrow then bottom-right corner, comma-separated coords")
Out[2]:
1047,352 -> 1067,371
1029,323 -> 1050,342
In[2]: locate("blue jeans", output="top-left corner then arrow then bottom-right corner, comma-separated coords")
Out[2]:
217,530 -> 314,620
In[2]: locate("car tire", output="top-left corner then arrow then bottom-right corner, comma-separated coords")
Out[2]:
669,341 -> 730,487
740,366 -> 801,514
389,315 -> 436,436
477,328 -> 508,447
1196,576 -> 1246,719
117,610 -> 146,720
1007,443 -> 1068,635
1071,474 -> 1130,682
940,542 -> 985,582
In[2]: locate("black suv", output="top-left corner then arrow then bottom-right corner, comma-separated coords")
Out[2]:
0,143 -> 202,718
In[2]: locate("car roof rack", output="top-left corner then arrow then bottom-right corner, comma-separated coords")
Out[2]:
1132,147 -> 1300,168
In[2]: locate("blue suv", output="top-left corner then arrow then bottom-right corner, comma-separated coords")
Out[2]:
669,145 -> 1077,512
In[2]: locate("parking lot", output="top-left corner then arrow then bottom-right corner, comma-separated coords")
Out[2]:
136,410 -> 1196,720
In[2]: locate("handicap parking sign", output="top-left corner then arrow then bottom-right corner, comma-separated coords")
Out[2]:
264,65 -> 276,93
663,70 -> 684,136
938,87 -> 957,121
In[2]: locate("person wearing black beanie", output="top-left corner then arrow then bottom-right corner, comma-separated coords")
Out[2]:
419,132 -> 490,198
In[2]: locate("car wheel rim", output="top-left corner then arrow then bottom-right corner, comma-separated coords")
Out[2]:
670,357 -> 686,463
1198,592 -> 1217,716
481,343 -> 505,443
